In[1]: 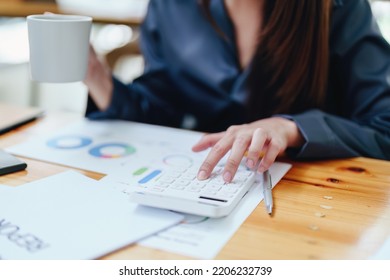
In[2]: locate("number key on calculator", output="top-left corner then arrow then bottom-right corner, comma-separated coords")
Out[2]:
129,164 -> 256,217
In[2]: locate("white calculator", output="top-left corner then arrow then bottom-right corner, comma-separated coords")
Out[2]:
129,164 -> 256,218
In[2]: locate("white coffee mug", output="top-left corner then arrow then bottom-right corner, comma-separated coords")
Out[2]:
27,14 -> 92,83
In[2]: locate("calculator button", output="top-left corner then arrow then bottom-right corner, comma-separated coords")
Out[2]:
150,187 -> 165,192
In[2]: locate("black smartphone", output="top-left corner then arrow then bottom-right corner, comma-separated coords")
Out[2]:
0,149 -> 27,176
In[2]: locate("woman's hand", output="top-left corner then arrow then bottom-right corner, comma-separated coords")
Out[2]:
192,117 -> 304,182
83,45 -> 113,111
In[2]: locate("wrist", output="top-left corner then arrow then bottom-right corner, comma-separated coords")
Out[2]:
85,65 -> 113,111
276,117 -> 305,148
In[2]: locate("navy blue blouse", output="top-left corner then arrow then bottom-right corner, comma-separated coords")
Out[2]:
87,0 -> 390,160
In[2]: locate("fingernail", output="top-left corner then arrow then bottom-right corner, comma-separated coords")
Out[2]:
197,170 -> 208,180
223,171 -> 232,183
258,164 -> 265,173
246,159 -> 254,169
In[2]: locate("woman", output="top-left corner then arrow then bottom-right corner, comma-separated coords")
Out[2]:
85,0 -> 390,183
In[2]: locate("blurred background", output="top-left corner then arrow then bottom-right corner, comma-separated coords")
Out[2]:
0,0 -> 389,115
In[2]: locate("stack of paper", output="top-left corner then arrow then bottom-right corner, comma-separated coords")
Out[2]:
0,171 -> 183,260
370,238 -> 390,260
5,119 -> 293,259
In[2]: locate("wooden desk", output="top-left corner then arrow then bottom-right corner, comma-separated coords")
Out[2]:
1,110 -> 390,260
0,1 -> 142,26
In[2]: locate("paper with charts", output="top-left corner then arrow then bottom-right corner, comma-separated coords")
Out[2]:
6,119 -> 208,175
6,119 -> 292,259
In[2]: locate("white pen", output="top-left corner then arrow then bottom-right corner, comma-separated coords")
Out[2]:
263,170 -> 273,215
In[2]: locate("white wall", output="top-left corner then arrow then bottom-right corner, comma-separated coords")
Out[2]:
32,82 -> 88,114
0,63 -> 31,106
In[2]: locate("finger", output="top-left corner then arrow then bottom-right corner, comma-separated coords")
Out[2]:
192,132 -> 225,152
223,133 -> 251,183
245,128 -> 268,169
258,140 -> 282,173
89,44 -> 97,56
197,137 -> 233,180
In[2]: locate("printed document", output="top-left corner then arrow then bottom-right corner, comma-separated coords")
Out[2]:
0,171 -> 183,260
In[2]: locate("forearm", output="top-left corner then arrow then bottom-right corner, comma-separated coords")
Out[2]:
275,117 -> 305,148
87,75 -> 113,111
86,76 -> 184,128
286,109 -> 390,160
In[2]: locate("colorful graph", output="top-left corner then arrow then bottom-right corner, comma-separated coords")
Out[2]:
138,170 -> 162,184
47,136 -> 92,149
163,154 -> 193,168
132,167 -> 149,176
88,143 -> 136,159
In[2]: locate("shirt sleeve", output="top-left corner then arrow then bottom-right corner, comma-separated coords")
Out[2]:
285,0 -> 390,160
86,0 -> 184,128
